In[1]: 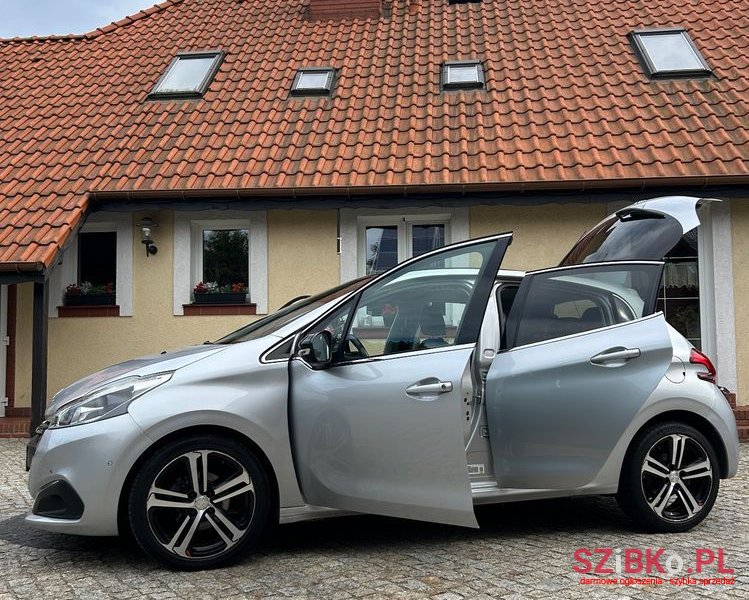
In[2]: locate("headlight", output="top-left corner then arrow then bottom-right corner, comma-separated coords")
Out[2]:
50,372 -> 173,428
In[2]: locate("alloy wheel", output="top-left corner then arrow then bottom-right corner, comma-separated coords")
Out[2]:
145,449 -> 256,560
640,433 -> 713,523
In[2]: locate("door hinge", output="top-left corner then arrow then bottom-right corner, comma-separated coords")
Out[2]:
480,426 -> 489,438
1,336 -> 9,346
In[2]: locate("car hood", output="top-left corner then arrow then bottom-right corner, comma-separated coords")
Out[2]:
45,345 -> 227,418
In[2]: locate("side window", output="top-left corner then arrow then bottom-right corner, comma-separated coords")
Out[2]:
510,263 -> 663,348
343,239 -> 501,359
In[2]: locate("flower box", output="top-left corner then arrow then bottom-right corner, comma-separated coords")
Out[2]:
64,294 -> 116,306
193,292 -> 247,305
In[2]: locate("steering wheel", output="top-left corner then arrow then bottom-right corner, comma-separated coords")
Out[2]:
346,334 -> 369,357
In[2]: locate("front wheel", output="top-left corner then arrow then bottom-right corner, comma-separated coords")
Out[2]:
617,422 -> 719,533
128,435 -> 271,569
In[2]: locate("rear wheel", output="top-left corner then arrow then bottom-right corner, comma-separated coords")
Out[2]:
128,435 -> 270,569
618,422 -> 719,532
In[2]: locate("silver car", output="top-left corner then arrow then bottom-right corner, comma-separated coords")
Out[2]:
26,196 -> 739,569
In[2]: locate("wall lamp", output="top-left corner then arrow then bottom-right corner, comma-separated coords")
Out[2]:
137,217 -> 158,257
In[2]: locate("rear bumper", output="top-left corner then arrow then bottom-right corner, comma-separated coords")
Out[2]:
26,413 -> 152,536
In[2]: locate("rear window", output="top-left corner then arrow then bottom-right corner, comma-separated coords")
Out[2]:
561,212 -> 682,265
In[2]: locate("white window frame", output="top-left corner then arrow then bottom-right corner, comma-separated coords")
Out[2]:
339,208 -> 469,282
47,213 -> 134,317
173,211 -> 268,315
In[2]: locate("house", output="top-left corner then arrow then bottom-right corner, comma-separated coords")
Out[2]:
0,0 -> 748,437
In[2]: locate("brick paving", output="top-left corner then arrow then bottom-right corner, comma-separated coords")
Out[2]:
0,439 -> 746,599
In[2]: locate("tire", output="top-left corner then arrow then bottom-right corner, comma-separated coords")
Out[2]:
128,434 -> 271,570
617,421 -> 719,533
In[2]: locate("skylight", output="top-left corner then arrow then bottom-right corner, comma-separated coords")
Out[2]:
442,61 -> 485,90
631,29 -> 711,78
291,68 -> 336,97
150,52 -> 224,98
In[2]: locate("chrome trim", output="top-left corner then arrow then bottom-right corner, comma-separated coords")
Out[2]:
295,342 -> 477,369
525,259 -> 664,276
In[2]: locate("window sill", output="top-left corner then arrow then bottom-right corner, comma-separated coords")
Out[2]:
58,305 -> 121,318
183,303 -> 257,316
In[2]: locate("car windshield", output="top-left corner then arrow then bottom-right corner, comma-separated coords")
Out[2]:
215,277 -> 372,344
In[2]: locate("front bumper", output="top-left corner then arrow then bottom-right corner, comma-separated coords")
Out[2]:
26,413 -> 152,536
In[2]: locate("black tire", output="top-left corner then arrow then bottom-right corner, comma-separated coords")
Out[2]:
128,434 -> 271,570
617,421 -> 719,533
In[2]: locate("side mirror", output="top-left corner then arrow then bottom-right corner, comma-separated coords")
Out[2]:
298,330 -> 333,369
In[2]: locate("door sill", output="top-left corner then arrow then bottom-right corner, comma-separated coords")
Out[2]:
279,505 -> 359,524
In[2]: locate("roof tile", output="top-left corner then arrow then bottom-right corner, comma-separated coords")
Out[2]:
1,0 -> 748,268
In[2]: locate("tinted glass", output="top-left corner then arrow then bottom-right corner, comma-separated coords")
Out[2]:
638,32 -> 705,73
512,263 -> 663,347
365,226 -> 398,274
561,211 -> 683,265
155,56 -> 218,94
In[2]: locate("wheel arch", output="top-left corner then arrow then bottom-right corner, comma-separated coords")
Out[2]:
623,409 -> 729,479
117,424 -> 280,537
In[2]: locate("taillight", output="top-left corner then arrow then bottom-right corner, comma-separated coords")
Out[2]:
690,348 -> 717,384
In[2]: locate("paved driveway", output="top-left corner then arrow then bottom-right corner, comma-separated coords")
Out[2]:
0,439 -> 746,599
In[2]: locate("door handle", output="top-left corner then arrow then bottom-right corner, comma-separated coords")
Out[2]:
590,347 -> 641,365
406,379 -> 453,397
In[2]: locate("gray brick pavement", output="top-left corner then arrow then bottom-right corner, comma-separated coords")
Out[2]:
0,439 -> 746,599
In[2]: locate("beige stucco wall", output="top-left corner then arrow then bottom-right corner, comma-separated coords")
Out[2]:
34,208 -> 341,400
44,210 -> 257,399
731,201 -> 749,405
267,210 -> 340,311
8,201 -> 631,406
469,202 -> 608,271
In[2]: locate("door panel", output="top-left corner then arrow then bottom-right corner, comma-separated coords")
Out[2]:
290,346 -> 478,527
487,261 -> 671,490
289,235 -> 511,527
486,315 -> 672,489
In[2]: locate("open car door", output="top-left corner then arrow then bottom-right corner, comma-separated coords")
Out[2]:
486,196 -> 708,490
486,261 -> 672,489
289,235 -> 510,528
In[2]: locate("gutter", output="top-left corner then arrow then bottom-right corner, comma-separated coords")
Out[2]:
87,174 -> 749,202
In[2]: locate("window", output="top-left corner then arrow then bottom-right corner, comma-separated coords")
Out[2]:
631,29 -> 711,78
339,209 -> 468,283
201,229 -> 249,288
658,232 -> 701,349
363,220 -> 448,275
173,212 -> 268,315
150,52 -> 224,98
312,240 -> 499,359
78,232 -> 117,290
442,61 -> 485,90
291,67 -> 335,96
49,215 -> 134,317
192,225 -> 250,302
510,264 -> 664,347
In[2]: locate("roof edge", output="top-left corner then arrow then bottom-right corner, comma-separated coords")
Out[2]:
0,0 -> 184,44
88,174 -> 749,202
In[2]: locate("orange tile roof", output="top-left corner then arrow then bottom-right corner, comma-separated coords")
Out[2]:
1,0 -> 748,270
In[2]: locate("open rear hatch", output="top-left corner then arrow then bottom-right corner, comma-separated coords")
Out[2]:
560,196 -> 714,266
